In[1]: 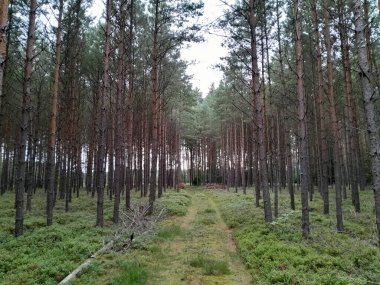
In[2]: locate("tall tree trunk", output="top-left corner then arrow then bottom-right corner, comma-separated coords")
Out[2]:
0,0 -> 8,116
46,0 -> 63,226
143,96 -> 149,197
54,137 -> 61,204
96,0 -> 111,227
26,120 -> 35,211
323,0 -> 344,232
276,0 -> 294,208
311,0 -> 329,215
294,0 -> 310,239
287,127 -> 295,210
354,0 -> 380,246
234,123 -> 238,192
113,1 -> 126,223
65,152 -> 71,212
126,0 -> 134,209
158,110 -> 164,197
338,0 -> 360,213
15,0 -> 36,237
241,118 -> 246,194
148,0 -> 160,214
249,0 -> 272,222
108,113 -> 114,201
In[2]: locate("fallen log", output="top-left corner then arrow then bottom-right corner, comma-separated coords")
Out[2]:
58,204 -> 165,284
58,240 -> 114,285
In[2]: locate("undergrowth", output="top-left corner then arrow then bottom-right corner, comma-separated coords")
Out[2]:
189,255 -> 230,275
214,188 -> 380,285
0,189 -> 191,285
72,189 -> 192,284
157,191 -> 191,216
0,190 -> 114,285
109,261 -> 148,285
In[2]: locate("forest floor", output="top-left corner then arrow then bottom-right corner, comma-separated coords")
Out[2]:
73,187 -> 380,285
1,187 -> 380,284
134,191 -> 252,284
73,189 -> 252,285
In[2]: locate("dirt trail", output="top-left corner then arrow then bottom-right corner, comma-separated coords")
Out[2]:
149,191 -> 252,285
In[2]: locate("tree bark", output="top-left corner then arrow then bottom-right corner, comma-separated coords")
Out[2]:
148,0 -> 160,214
241,118 -> 246,194
96,0 -> 112,227
294,0 -> 310,238
125,0 -> 134,209
0,0 -> 8,117
338,0 -> 360,213
46,0 -> 63,226
354,0 -> 380,246
323,0 -> 344,232
311,0 -> 329,215
249,0 -> 272,222
15,0 -> 36,237
113,0 -> 126,224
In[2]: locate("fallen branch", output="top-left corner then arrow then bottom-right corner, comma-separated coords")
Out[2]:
57,203 -> 167,284
58,240 -> 114,285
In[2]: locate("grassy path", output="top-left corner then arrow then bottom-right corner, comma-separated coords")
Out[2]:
147,191 -> 252,284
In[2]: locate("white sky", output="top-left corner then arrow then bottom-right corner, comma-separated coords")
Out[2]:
89,0 -> 231,97
180,0 -> 231,97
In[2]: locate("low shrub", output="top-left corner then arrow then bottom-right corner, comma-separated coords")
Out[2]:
189,255 -> 230,275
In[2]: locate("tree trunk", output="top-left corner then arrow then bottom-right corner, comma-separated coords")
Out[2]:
46,0 -> 63,226
113,1 -> 126,223
323,0 -> 344,232
354,0 -> 380,246
294,0 -> 310,239
338,0 -> 360,213
125,0 -> 134,209
96,0 -> 112,227
148,0 -> 160,214
241,118 -> 246,194
143,96 -> 149,197
0,0 -> 9,115
15,0 -> 36,237
249,0 -> 272,222
311,0 -> 329,215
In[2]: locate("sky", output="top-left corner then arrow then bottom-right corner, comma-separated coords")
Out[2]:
89,0 -> 231,97
180,0 -> 231,97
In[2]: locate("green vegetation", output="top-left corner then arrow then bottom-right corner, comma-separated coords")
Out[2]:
0,190 -> 192,285
0,190 -> 114,285
72,190 -> 194,284
156,224 -> 181,240
189,255 -> 230,275
74,190 -> 251,284
3,187 -> 378,284
214,188 -> 380,285
157,191 -> 191,216
197,207 -> 217,225
110,261 -> 148,285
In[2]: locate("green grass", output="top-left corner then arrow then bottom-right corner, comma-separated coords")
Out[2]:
157,191 -> 191,216
0,189 -> 114,285
6,186 -> 377,284
156,223 -> 181,240
71,189 -> 193,284
214,187 -> 380,285
110,261 -> 148,285
202,208 -> 216,214
198,217 -> 216,225
0,188 -> 193,285
189,255 -> 230,275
